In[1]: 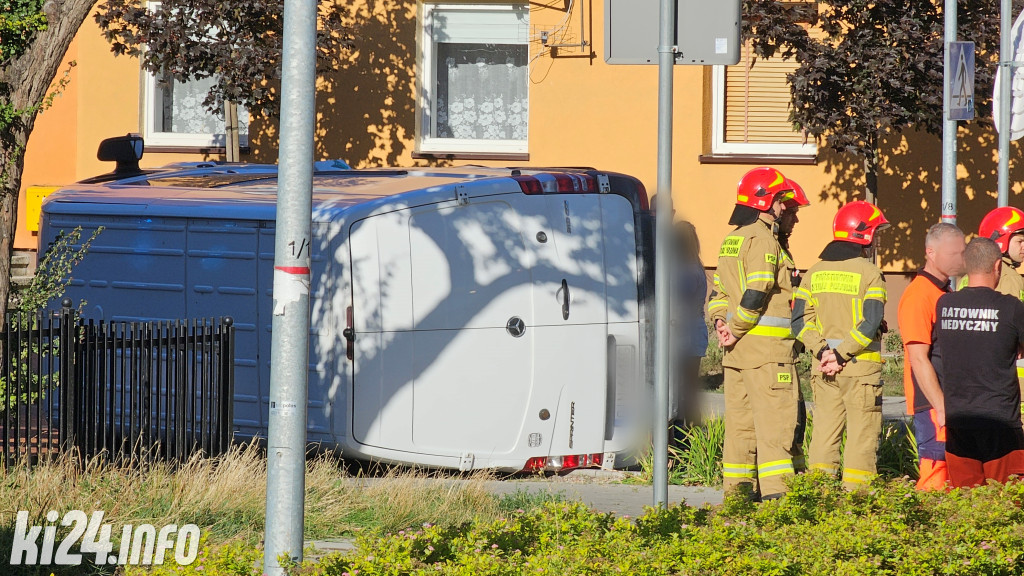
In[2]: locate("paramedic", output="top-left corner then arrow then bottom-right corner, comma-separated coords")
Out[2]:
976,206 -> 1024,399
936,237 -> 1024,487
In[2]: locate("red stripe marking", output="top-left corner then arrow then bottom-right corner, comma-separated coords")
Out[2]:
275,266 -> 311,275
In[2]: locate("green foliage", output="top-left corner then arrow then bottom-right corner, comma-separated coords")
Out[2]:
170,479 -> 1024,576
496,488 -> 566,517
1,226 -> 102,414
742,0 -> 1013,199
628,418 -> 727,487
0,0 -> 47,63
94,0 -> 357,117
877,421 -> 918,479
10,225 -> 103,314
124,538 -> 262,576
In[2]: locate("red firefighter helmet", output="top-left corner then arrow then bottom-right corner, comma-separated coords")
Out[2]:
979,206 -> 1024,254
783,178 -> 810,209
833,201 -> 890,245
735,167 -> 794,211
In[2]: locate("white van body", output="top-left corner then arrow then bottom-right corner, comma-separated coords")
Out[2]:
40,166 -> 657,471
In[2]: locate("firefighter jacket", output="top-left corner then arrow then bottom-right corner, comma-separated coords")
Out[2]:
708,216 -> 797,369
792,250 -> 887,378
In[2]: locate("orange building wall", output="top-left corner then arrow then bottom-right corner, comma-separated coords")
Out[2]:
19,0 -> 1024,273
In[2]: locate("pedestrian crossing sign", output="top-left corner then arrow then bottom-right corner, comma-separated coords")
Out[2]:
949,41 -> 975,121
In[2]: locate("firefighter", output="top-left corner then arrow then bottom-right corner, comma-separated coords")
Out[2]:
780,178 -> 810,467
792,201 -> 890,489
976,206 -> 1024,398
708,167 -> 806,499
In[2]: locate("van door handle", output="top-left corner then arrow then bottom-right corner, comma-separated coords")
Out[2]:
561,279 -> 570,320
345,306 -> 355,361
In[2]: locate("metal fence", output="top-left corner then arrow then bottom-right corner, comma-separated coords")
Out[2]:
0,301 -> 235,466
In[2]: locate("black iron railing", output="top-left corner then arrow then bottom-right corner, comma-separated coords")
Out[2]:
0,301 -> 235,466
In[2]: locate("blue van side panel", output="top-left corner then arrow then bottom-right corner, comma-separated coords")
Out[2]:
185,219 -> 262,432
57,215 -> 187,321
46,213 -> 338,443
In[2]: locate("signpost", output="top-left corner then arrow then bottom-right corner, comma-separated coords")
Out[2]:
948,42 -> 975,122
263,0 -> 316,573
942,1 -> 959,225
995,4 -> 1024,207
605,0 -> 741,508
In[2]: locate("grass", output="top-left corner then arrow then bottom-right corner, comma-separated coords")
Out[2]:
0,444 -> 545,575
630,415 -> 918,488
626,417 -> 726,487
496,488 -> 567,516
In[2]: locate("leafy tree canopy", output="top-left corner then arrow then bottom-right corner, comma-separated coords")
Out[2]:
95,0 -> 356,117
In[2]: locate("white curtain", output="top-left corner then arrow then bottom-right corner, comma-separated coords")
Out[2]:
435,43 -> 528,141
155,74 -> 250,138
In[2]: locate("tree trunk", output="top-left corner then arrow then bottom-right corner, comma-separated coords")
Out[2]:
0,0 -> 99,319
864,155 -> 878,205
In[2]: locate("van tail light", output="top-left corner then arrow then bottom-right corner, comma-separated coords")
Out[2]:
523,457 -> 547,471
514,173 -> 597,196
514,176 -> 544,195
520,453 -> 605,473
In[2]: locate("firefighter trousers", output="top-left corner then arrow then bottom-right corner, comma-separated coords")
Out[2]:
807,371 -> 883,490
723,362 -> 803,498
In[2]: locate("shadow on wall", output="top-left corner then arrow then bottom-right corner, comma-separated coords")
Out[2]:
249,0 -> 427,167
814,122 -> 1024,272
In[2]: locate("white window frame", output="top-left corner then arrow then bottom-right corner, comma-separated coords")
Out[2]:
710,64 -> 816,157
141,1 -> 248,148
417,3 -> 529,155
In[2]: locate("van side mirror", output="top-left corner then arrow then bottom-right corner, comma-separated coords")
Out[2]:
97,134 -> 144,174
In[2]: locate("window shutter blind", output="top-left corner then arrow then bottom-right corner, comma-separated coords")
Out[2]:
723,43 -> 805,145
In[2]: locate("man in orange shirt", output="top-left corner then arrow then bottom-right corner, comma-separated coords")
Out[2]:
897,222 -> 966,490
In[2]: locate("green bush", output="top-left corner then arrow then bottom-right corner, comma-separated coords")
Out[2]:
1,226 -> 102,416
166,474 -> 1024,576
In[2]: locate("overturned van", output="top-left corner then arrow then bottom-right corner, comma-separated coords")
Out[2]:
39,157 -> 657,472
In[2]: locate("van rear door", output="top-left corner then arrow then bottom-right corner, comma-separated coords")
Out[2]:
348,199 -> 540,459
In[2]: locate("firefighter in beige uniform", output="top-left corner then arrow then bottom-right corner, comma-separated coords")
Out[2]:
792,201 -> 890,489
708,167 -> 807,499
976,207 -> 1024,398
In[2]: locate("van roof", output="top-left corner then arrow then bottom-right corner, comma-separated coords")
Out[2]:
42,166 -> 562,222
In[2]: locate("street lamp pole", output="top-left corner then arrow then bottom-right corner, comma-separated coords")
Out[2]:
263,0 -> 317,572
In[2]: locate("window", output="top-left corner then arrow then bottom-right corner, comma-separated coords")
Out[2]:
418,4 -> 530,155
141,2 -> 249,148
710,43 -> 815,157
143,72 -> 250,149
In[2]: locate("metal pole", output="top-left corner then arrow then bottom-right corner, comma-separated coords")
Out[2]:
653,0 -> 675,509
999,0 -> 1012,207
941,0 -> 958,224
262,0 -> 316,571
